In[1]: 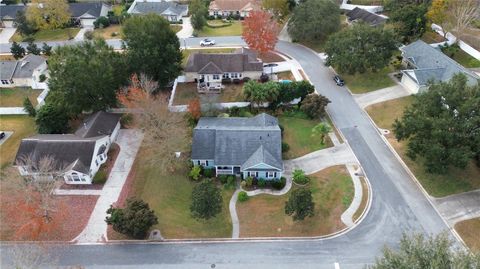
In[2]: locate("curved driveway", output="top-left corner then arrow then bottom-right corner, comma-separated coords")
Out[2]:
0,40 -> 452,269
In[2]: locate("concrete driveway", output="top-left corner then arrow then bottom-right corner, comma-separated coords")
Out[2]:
176,17 -> 193,39
0,28 -> 17,43
433,190 -> 480,225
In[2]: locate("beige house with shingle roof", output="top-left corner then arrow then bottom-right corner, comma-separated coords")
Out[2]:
208,0 -> 260,18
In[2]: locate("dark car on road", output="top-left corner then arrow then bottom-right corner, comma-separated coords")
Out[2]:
333,75 -> 345,86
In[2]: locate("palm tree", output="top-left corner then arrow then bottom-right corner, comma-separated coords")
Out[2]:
311,122 -> 331,144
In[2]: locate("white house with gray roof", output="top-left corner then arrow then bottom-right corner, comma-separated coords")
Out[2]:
0,4 -> 26,28
127,0 -> 188,22
400,40 -> 480,94
191,113 -> 283,180
0,54 -> 47,88
14,111 -> 121,184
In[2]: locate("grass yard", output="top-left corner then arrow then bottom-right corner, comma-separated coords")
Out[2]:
112,148 -> 233,239
450,49 -> 480,68
421,30 -> 446,44
170,24 -> 182,33
182,48 -> 236,66
258,51 -> 286,63
0,88 -> 41,107
279,112 -> 333,159
0,115 -> 36,169
237,165 -> 353,237
352,177 -> 369,222
10,28 -> 80,42
366,97 -> 480,197
339,66 -> 396,94
455,218 -> 480,252
197,20 -> 243,37
93,25 -> 123,39
173,82 -> 244,105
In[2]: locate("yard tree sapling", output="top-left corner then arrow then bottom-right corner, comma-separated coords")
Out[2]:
368,233 -> 480,269
123,14 -> 183,89
35,103 -> 69,134
190,180 -> 222,220
325,24 -> 397,74
242,10 -> 279,55
312,122 -> 332,144
47,39 -> 128,115
393,74 -> 480,174
187,98 -> 202,122
117,74 -> 188,170
189,165 -> 202,181
300,94 -> 331,119
11,42 -> 26,59
41,42 -> 52,56
26,41 -> 41,55
426,0 -> 450,38
27,0 -> 71,30
106,198 -> 158,239
287,0 -> 340,42
285,188 -> 315,221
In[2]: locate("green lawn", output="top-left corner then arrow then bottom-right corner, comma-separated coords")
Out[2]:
366,97 -> 480,197
279,112 -> 333,159
451,49 -> 480,68
0,115 -> 36,169
127,150 -> 233,239
170,24 -> 182,33
455,218 -> 480,252
182,48 -> 236,66
10,28 -> 80,42
173,83 -> 244,105
339,66 -> 396,94
197,20 -> 243,37
93,25 -> 123,39
237,165 -> 353,237
0,88 -> 41,107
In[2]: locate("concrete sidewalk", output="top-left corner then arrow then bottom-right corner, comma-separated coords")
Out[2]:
73,129 -> 143,243
354,85 -> 411,108
0,28 -> 16,44
432,189 -> 480,226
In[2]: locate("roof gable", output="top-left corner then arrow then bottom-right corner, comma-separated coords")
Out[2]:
74,111 -> 121,138
208,0 -> 260,11
185,50 -> 263,73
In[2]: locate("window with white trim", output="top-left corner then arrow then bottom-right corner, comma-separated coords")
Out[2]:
223,73 -> 229,79
200,160 -> 206,166
213,74 -> 220,80
267,171 -> 275,178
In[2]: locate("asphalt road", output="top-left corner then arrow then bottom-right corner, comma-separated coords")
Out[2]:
0,39 -> 452,269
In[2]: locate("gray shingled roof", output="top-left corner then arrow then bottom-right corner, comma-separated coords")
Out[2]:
0,54 -> 46,80
69,2 -> 109,18
129,1 -> 188,16
14,135 -> 99,174
185,49 -> 263,74
401,40 -> 480,86
0,4 -> 26,20
346,7 -> 386,26
75,111 -> 121,138
191,113 -> 282,170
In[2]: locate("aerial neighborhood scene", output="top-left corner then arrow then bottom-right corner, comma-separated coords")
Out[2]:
0,0 -> 479,267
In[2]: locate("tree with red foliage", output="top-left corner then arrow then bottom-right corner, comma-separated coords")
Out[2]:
242,10 -> 279,55
188,98 -> 201,121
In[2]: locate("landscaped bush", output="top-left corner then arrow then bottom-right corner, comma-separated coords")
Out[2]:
227,175 -> 235,186
93,169 -> 108,184
240,180 -> 247,189
218,174 -> 228,184
260,74 -> 269,82
258,178 -> 266,187
272,177 -> 286,190
120,113 -> 133,128
245,176 -> 253,187
94,16 -> 110,29
233,78 -> 241,84
238,191 -> 249,202
39,74 -> 47,82
189,165 -> 202,181
84,30 -> 94,40
282,142 -> 290,153
203,168 -> 215,178
242,77 -> 251,83
293,169 -> 309,185
222,78 -> 232,84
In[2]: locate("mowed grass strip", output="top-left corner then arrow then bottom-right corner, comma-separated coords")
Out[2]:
455,218 -> 480,252
0,88 -> 41,107
279,114 -> 333,159
339,66 -> 396,94
10,28 -> 80,42
366,96 -> 480,197
0,115 -> 36,169
126,150 -> 233,239
237,165 -> 354,237
182,48 -> 236,67
197,20 -> 243,37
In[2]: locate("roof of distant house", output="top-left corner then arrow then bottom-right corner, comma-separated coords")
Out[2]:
14,111 -> 121,174
128,1 -> 188,16
401,40 -> 480,85
0,54 -> 46,80
191,113 -> 283,170
0,4 -> 26,20
346,7 -> 387,26
209,0 -> 260,12
68,2 -> 111,19
185,47 -> 263,74
75,111 -> 121,138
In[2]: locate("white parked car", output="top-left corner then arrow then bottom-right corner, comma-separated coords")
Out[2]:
200,39 -> 216,46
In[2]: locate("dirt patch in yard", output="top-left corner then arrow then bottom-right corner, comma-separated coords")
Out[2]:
237,165 -> 353,237
258,51 -> 286,63
455,217 -> 480,252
